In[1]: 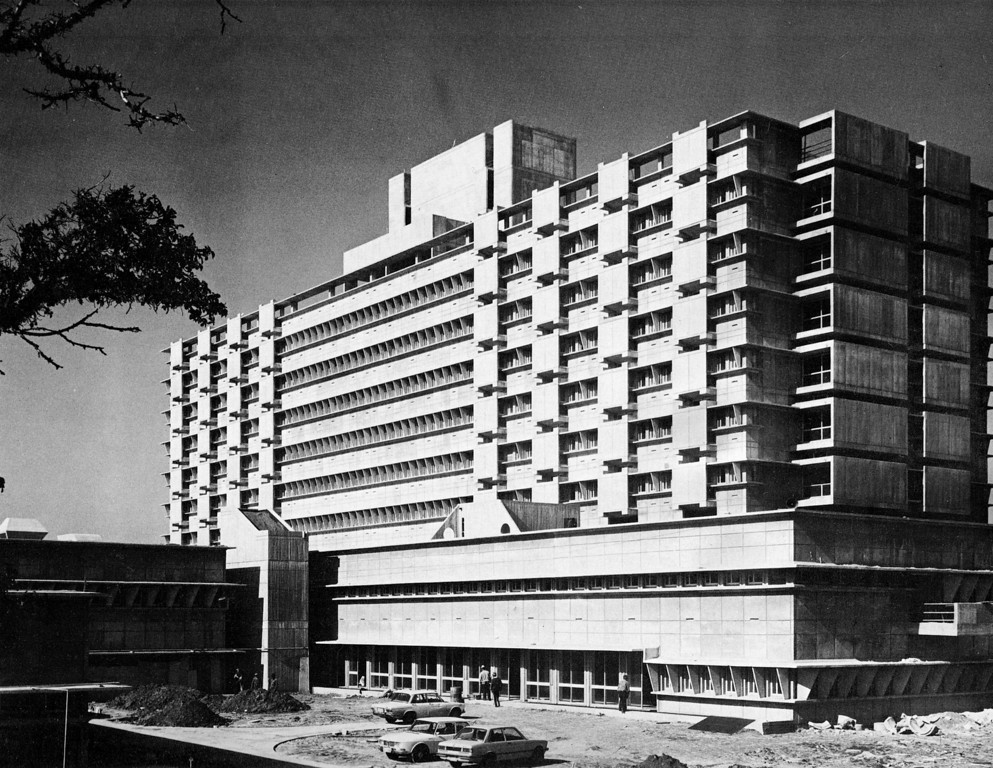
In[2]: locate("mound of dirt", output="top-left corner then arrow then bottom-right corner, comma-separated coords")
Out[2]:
214,689 -> 309,714
133,699 -> 227,728
109,684 -> 205,712
636,755 -> 689,768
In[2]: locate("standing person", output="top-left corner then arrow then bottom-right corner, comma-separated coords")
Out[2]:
233,668 -> 245,692
478,665 -> 491,701
250,672 -> 261,690
490,672 -> 503,707
617,674 -> 630,713
358,675 -> 366,694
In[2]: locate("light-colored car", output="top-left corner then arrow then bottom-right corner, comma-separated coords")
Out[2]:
372,690 -> 465,724
438,725 -> 547,766
379,717 -> 470,762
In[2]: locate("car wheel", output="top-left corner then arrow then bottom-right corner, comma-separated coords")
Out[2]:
529,747 -> 546,765
449,706 -> 462,717
411,744 -> 430,762
402,711 -> 417,725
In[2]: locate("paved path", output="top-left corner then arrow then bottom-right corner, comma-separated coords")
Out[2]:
92,718 -> 390,767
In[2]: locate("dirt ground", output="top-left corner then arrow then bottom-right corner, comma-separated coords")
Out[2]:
243,694 -> 993,768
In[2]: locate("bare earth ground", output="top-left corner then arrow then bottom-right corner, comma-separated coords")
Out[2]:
219,694 -> 993,768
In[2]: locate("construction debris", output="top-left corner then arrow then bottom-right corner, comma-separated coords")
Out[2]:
872,713 -> 941,736
964,709 -> 993,727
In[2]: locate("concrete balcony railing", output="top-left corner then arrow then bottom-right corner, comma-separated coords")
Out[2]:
918,602 -> 993,636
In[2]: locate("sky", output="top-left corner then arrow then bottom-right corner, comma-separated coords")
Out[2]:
1,0 -> 991,543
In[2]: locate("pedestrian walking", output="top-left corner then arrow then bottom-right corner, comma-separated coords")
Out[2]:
617,673 -> 630,713
478,665 -> 491,700
490,673 -> 503,707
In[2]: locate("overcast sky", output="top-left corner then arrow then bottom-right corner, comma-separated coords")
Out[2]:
1,0 -> 991,542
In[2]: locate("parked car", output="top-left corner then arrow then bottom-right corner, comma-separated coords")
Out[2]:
438,725 -> 547,766
372,690 -> 465,724
379,716 -> 470,762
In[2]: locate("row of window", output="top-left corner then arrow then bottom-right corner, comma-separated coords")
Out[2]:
278,407 -> 474,463
277,363 -> 474,428
275,452 -> 474,500
332,568 -> 789,598
285,498 -> 467,533
279,272 -> 474,354
277,317 -> 473,391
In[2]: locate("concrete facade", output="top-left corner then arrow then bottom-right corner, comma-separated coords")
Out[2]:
166,110 -> 993,723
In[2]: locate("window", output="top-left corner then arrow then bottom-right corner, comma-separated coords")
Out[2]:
631,256 -> 672,285
561,378 -> 597,405
561,430 -> 598,455
561,180 -> 598,207
803,462 -> 831,497
801,407 -> 831,442
631,418 -> 672,443
498,345 -> 532,372
632,202 -> 672,232
801,294 -> 831,331
630,148 -> 672,180
561,278 -> 598,306
631,363 -> 671,390
560,328 -> 598,356
631,310 -> 672,338
561,227 -> 598,256
801,236 -> 831,273
499,441 -> 532,464
498,299 -> 532,325
801,124 -> 832,162
801,177 -> 832,218
802,349 -> 831,386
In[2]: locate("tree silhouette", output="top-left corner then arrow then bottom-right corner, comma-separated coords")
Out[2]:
0,184 -> 226,372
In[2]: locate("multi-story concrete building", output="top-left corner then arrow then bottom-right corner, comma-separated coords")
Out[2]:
166,110 -> 993,723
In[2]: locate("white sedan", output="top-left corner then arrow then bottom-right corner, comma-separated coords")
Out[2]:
372,690 -> 465,724
438,725 -> 547,766
379,717 -> 470,762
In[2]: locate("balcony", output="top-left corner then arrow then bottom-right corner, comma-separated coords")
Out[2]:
477,474 -> 507,490
535,366 -> 566,383
676,218 -> 717,242
602,191 -> 638,212
478,427 -> 507,442
477,240 -> 507,257
677,332 -> 715,351
677,386 -> 717,406
918,603 -> 993,637
603,455 -> 637,472
534,217 -> 568,236
600,243 -> 638,265
601,297 -> 638,316
677,163 -> 716,187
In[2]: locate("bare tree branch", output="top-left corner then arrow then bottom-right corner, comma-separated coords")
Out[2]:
1,0 -> 241,129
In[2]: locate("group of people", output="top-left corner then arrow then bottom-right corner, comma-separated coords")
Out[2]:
477,666 -> 504,706
232,667 -> 277,693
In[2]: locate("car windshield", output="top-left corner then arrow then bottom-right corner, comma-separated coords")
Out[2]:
457,728 -> 488,742
410,722 -> 435,733
388,692 -> 411,703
